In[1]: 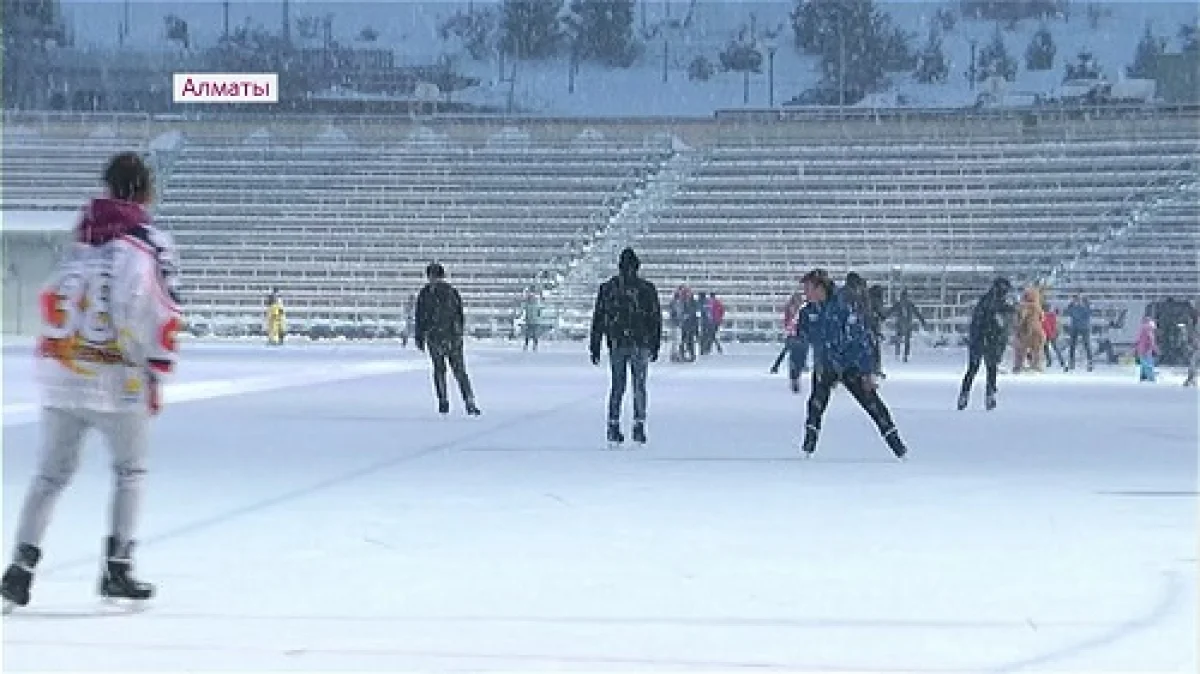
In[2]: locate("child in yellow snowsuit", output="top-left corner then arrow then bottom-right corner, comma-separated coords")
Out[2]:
267,297 -> 285,345
1013,286 -> 1046,372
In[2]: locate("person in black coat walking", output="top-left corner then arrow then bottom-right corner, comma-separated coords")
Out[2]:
958,277 -> 1014,411
415,262 -> 480,416
887,289 -> 929,362
590,248 -> 662,446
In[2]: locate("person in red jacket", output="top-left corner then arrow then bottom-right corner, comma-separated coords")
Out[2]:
1042,304 -> 1066,371
707,293 -> 726,354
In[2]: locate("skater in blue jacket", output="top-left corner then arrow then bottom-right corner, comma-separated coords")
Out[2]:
795,269 -> 907,460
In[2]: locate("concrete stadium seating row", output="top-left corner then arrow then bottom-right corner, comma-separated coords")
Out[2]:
158,136 -> 673,329
630,137 -> 1199,332
2,113 -> 1196,340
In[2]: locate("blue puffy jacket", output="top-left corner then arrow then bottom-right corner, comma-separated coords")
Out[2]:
797,288 -> 875,375
1064,300 -> 1092,334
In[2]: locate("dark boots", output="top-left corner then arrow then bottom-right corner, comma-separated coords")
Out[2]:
1,543 -> 41,609
99,536 -> 154,601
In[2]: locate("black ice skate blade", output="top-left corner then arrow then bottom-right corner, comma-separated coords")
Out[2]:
3,599 -> 148,618
100,596 -> 151,613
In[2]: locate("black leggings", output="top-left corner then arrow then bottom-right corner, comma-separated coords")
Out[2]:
805,369 -> 897,437
961,345 -> 1001,395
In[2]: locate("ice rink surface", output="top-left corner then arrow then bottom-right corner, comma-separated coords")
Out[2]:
2,339 -> 1197,672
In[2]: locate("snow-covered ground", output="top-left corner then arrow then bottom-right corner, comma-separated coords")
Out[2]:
2,340 -> 1196,670
60,1 -> 1199,116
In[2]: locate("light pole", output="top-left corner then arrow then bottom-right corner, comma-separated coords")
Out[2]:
765,38 -> 778,107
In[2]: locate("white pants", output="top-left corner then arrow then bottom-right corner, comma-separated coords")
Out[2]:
13,407 -> 148,549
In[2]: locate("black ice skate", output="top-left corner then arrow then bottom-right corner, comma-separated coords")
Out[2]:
438,400 -> 450,415
631,421 -> 647,445
957,390 -> 969,411
985,391 -> 997,411
465,401 -> 481,416
606,422 -> 625,449
790,378 -> 801,394
883,427 -> 907,461
1,543 -> 41,613
801,424 -> 818,457
99,537 -> 154,603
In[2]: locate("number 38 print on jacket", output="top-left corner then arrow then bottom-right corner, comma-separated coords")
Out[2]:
37,197 -> 183,413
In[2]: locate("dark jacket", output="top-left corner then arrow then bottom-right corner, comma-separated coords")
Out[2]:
797,286 -> 875,375
968,286 -> 1014,351
590,271 -> 663,357
415,279 -> 464,346
888,297 -> 928,333
1064,300 -> 1092,335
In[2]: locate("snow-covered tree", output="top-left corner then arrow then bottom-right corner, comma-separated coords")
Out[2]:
500,0 -> 563,59
914,27 -> 949,83
1127,24 -> 1166,79
789,0 -> 904,92
1180,22 -> 1199,52
976,25 -> 1018,82
1024,24 -> 1055,70
439,5 -> 498,60
564,0 -> 638,67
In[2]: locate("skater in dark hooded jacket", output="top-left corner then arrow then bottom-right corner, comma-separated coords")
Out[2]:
958,277 -> 1014,411
415,262 -> 481,416
590,248 -> 662,446
795,269 -> 908,460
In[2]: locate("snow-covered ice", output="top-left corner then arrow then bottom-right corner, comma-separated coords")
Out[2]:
2,341 -> 1196,671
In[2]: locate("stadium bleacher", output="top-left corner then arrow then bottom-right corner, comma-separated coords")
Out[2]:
1,110 -> 1196,340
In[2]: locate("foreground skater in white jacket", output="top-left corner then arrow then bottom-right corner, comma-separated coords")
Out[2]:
2,152 -> 183,612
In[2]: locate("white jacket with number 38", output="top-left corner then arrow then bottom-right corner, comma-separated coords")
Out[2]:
37,199 -> 183,413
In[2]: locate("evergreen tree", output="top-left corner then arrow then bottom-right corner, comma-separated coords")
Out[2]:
976,25 -> 1017,82
789,0 -> 903,93
500,0 -> 563,59
914,27 -> 948,83
1180,22 -> 1199,52
1127,24 -> 1165,79
439,5 -> 498,61
1024,24 -> 1055,71
565,0 -> 637,67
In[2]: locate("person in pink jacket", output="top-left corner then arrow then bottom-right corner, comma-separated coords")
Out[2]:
1133,316 -> 1158,382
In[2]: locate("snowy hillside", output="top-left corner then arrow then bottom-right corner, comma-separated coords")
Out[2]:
62,0 -> 1199,116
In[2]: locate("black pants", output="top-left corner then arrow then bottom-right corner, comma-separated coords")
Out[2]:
523,323 -> 538,351
428,337 -> 475,404
1067,330 -> 1093,370
681,325 -> 698,361
895,329 -> 914,361
961,343 -> 1001,396
805,368 -> 898,438
608,345 -> 650,423
1043,337 -> 1065,368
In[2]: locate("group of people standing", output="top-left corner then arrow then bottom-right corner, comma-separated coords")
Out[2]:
773,275 -> 929,393
667,286 -> 726,362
